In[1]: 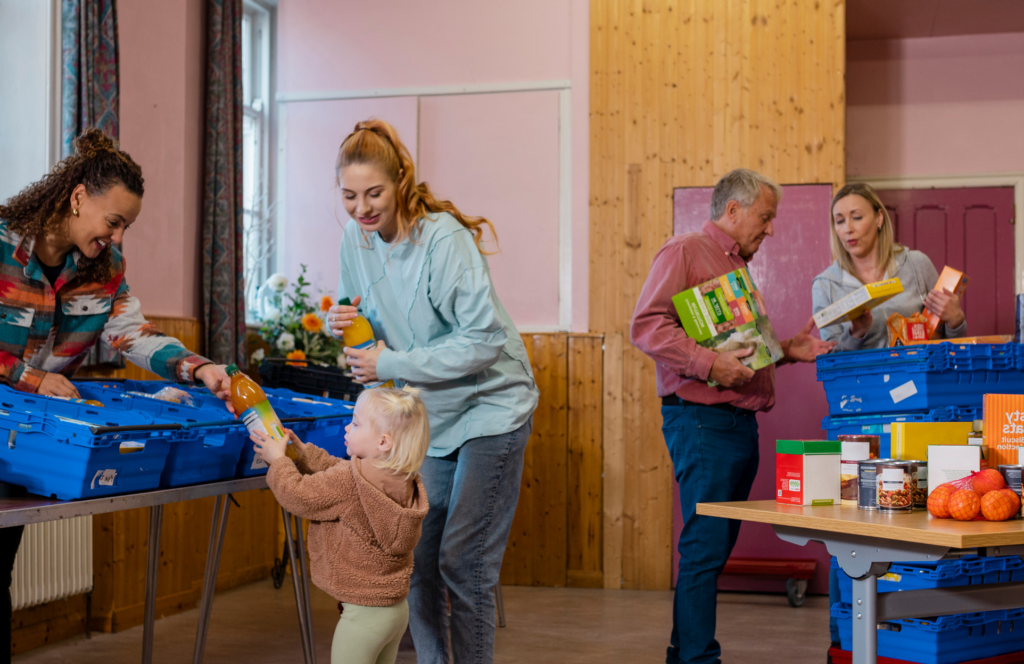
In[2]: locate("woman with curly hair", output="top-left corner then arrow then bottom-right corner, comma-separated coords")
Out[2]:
0,129 -> 233,661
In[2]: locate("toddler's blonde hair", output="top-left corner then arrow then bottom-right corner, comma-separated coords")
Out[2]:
356,387 -> 430,477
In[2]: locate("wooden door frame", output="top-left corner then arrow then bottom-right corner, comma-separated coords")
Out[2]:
849,173 -> 1024,293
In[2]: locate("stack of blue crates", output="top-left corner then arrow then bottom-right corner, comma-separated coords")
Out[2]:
0,378 -> 355,501
818,342 -> 1024,662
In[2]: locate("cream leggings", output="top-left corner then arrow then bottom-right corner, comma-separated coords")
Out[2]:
331,599 -> 409,664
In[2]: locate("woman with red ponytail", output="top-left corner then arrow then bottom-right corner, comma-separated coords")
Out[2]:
326,119 -> 538,664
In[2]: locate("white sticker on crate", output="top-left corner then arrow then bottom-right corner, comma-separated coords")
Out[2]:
251,454 -> 268,470
90,469 -> 116,490
889,380 -> 918,404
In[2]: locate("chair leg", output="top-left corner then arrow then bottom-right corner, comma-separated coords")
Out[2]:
494,584 -> 506,628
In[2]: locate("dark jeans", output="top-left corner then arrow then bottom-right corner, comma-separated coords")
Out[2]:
663,403 -> 759,664
408,419 -> 532,664
0,482 -> 25,663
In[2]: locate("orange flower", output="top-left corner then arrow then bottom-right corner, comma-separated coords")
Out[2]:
286,350 -> 307,367
320,295 -> 333,312
301,312 -> 323,333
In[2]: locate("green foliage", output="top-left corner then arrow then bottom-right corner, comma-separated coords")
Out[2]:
255,265 -> 343,367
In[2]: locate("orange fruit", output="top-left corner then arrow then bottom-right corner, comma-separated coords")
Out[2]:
927,484 -> 957,518
981,489 -> 1020,522
972,469 -> 1007,496
949,489 -> 981,521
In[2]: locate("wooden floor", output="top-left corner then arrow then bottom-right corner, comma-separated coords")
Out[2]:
13,582 -> 830,663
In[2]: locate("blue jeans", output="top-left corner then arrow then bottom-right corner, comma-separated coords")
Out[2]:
407,419 -> 532,664
663,403 -> 760,664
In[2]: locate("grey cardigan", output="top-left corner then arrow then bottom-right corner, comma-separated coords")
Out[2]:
811,249 -> 967,352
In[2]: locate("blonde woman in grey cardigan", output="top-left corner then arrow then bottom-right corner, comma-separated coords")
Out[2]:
811,183 -> 966,353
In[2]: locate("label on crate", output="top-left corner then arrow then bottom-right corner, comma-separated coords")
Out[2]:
880,572 -> 902,583
90,469 -> 117,490
889,380 -> 918,404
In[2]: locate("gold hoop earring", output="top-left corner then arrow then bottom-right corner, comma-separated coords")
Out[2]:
72,208 -> 79,217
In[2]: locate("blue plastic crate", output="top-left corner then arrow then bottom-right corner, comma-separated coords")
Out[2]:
822,406 -> 982,458
833,556 -> 1024,607
73,384 -> 247,488
817,343 -> 1024,416
832,603 -> 1024,664
0,386 -> 176,500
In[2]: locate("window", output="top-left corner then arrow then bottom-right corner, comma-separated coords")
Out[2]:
241,1 -> 274,321
0,0 -> 61,202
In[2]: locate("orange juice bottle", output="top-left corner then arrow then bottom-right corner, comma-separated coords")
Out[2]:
338,298 -> 393,388
226,364 -> 299,465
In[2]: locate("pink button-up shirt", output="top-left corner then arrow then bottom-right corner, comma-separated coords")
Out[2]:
630,221 -> 775,412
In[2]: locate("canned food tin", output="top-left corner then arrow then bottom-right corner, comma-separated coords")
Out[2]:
876,460 -> 914,513
838,434 -> 881,461
840,460 -> 860,505
858,460 -> 889,510
906,460 -> 928,508
998,464 -> 1023,517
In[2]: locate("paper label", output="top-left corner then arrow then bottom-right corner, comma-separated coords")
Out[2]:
90,469 -> 117,489
241,402 -> 286,470
881,468 -> 904,491
881,573 -> 902,583
890,381 -> 919,404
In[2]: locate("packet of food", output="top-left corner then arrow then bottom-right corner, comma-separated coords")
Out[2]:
887,312 -> 930,347
126,386 -> 196,408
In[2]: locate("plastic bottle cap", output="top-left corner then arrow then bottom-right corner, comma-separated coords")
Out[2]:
339,298 -> 351,306
226,363 -> 239,375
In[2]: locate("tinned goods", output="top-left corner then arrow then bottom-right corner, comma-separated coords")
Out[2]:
907,460 -> 928,508
857,460 -> 888,510
838,435 -> 880,505
998,464 -> 1023,518
876,460 -> 914,513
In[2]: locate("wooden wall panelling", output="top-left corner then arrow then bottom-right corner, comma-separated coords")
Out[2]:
566,335 -> 603,588
601,332 -> 624,589
500,334 -> 569,587
590,0 -> 846,590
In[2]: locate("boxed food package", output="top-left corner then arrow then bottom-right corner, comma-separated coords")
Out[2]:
984,394 -> 1024,469
886,312 -> 929,347
776,440 -> 841,506
891,421 -> 974,461
927,445 -> 982,495
915,335 -> 1013,345
813,278 -> 904,329
672,267 -> 783,374
924,266 -> 968,339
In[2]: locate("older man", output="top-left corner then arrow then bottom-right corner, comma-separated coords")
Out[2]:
631,169 -> 835,664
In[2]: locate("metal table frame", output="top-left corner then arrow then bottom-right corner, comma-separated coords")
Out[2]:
0,476 -> 319,664
697,501 -> 1024,664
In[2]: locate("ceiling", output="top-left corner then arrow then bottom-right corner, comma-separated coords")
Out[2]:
848,0 -> 1024,40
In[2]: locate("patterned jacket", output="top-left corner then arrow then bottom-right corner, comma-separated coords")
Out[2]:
0,220 -> 211,392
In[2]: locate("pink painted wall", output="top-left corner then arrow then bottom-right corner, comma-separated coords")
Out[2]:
277,0 -> 590,330
847,32 -> 1024,178
117,0 -> 206,318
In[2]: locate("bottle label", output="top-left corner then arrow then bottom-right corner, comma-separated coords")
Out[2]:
241,401 -> 286,470
349,339 -> 390,389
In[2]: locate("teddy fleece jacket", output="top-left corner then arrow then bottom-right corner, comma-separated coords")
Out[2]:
266,446 -> 428,607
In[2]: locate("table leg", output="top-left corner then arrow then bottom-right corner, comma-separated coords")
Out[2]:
282,508 -> 312,664
193,494 -> 231,664
851,573 -> 877,664
142,504 -> 164,664
292,514 -> 317,663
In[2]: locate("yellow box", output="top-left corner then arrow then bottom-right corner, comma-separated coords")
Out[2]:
891,421 -> 974,461
813,278 -> 904,329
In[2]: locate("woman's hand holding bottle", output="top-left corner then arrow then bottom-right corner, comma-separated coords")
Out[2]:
327,295 -> 362,338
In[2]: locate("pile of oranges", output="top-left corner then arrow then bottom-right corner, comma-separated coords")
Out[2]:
926,469 -> 1021,522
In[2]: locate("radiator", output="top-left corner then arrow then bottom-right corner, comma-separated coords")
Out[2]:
11,516 -> 93,611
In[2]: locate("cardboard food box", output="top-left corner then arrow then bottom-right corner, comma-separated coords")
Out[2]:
892,421 -> 974,462
886,312 -> 929,347
813,278 -> 904,329
915,335 -> 1013,346
672,267 -> 784,374
925,267 -> 968,339
776,440 -> 841,506
984,394 -> 1024,469
927,445 -> 982,495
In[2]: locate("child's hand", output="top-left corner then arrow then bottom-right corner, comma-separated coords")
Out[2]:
284,428 -> 308,456
251,428 -> 288,465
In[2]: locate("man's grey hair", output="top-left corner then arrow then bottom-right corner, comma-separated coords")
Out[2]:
709,169 -> 783,221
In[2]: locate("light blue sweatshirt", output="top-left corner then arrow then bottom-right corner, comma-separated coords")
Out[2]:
336,212 -> 539,457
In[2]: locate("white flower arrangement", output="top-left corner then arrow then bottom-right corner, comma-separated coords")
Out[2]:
276,332 -> 296,352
